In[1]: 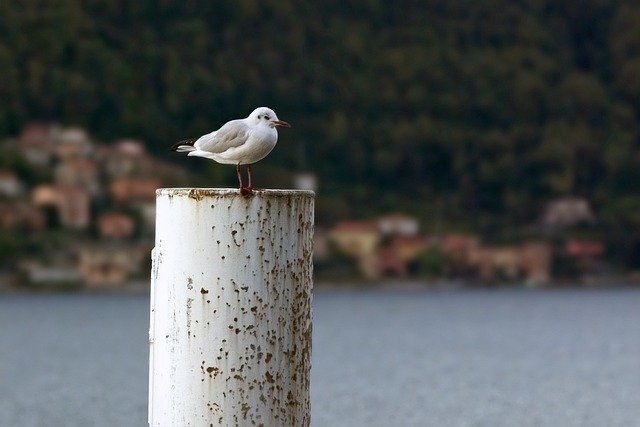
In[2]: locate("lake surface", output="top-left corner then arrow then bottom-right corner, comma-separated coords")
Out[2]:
1,288 -> 639,426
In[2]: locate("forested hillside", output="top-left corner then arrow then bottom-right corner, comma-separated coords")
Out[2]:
1,1 -> 639,264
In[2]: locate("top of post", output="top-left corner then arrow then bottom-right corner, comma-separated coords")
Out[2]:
156,188 -> 315,200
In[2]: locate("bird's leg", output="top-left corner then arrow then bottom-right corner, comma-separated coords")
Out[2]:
246,164 -> 253,191
239,163 -> 253,196
236,163 -> 244,189
236,163 -> 243,188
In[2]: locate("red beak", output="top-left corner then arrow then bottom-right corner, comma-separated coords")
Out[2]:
272,120 -> 291,128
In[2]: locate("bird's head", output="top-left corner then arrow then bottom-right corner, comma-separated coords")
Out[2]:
248,107 -> 291,129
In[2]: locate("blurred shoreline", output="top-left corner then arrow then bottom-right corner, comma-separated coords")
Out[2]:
2,277 -> 638,295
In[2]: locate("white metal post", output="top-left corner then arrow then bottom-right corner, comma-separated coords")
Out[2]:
149,188 -> 314,427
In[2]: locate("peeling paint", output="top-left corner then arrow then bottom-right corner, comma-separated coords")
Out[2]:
187,188 -> 207,201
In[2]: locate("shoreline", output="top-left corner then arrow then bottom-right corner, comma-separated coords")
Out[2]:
2,278 -> 639,295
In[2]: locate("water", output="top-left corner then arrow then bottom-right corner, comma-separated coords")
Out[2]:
1,288 -> 639,427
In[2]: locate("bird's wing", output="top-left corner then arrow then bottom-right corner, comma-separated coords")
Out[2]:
195,120 -> 251,153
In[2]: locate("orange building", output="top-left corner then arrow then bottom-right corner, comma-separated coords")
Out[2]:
97,213 -> 136,239
111,177 -> 161,204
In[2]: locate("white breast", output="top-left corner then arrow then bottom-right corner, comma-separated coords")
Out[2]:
213,127 -> 278,165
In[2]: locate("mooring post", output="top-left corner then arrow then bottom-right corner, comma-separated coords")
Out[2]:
149,188 -> 314,426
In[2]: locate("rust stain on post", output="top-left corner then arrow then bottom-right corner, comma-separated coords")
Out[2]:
149,188 -> 314,426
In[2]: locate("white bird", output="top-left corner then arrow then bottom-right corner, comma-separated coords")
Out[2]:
171,107 -> 291,195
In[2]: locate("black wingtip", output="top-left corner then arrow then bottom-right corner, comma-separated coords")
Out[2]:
170,138 -> 197,151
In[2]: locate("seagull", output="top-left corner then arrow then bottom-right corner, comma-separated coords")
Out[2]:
171,107 -> 291,195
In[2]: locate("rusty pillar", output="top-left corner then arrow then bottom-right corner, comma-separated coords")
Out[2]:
149,188 -> 314,426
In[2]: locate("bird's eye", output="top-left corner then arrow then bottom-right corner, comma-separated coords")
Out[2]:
264,115 -> 270,120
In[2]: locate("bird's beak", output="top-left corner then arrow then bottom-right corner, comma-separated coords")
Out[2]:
272,120 -> 291,128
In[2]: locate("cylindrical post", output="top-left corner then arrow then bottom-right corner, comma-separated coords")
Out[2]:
149,188 -> 314,426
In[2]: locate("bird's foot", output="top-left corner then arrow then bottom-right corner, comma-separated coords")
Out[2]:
240,186 -> 253,196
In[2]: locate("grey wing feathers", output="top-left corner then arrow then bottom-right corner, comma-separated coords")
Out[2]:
195,120 -> 250,153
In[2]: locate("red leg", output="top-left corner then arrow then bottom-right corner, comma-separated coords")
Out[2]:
239,163 -> 253,196
236,163 -> 244,189
246,164 -> 253,190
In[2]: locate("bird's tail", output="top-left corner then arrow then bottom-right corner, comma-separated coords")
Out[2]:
170,138 -> 197,152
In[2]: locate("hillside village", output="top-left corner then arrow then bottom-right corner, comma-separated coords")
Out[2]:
0,123 -> 188,289
317,206 -> 606,285
0,123 -> 615,290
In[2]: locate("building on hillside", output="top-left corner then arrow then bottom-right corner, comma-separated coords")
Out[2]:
542,197 -> 596,229
519,242 -> 553,284
0,201 -> 46,232
100,139 -> 187,181
101,139 -> 147,177
465,241 -> 552,284
97,213 -> 136,239
32,185 -> 91,229
54,186 -> 91,229
20,121 -> 60,141
565,239 -> 605,259
375,236 -> 429,278
388,235 -> 428,261
329,221 -> 380,259
329,218 -> 427,279
55,127 -> 93,159
564,239 -> 607,278
441,234 -> 480,266
471,245 -> 522,281
18,122 -> 61,166
329,221 -> 380,279
114,138 -> 146,156
377,213 -> 420,236
54,158 -> 101,196
19,261 -> 82,286
31,185 -> 58,206
111,177 -> 161,204
0,170 -> 25,198
376,247 -> 408,278
78,245 -> 147,288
